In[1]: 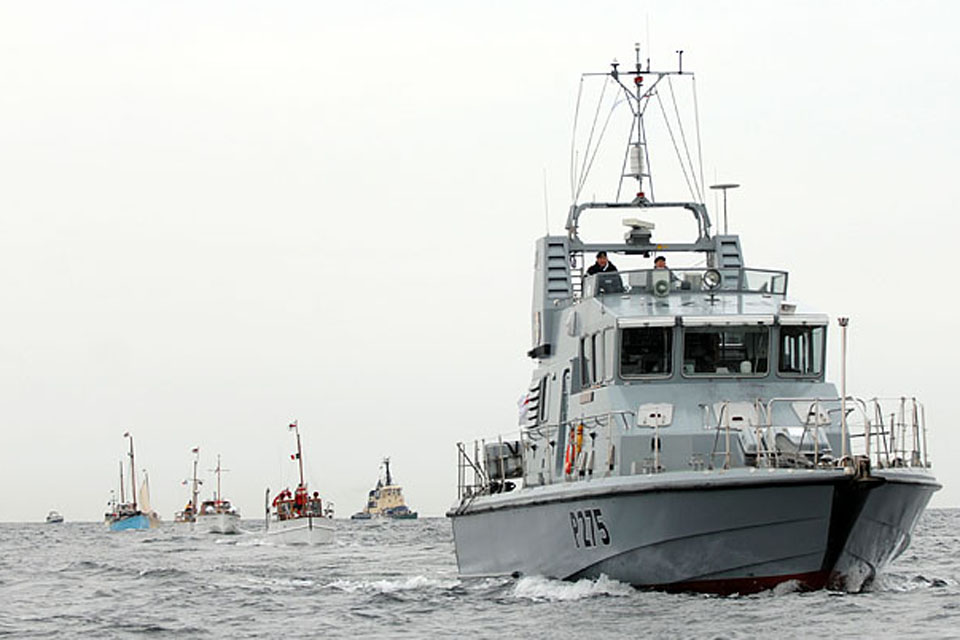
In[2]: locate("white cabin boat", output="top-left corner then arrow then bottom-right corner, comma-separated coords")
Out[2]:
197,500 -> 241,535
263,420 -> 334,544
196,455 -> 241,535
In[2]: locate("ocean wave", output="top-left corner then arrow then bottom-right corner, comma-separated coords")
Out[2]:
511,574 -> 634,602
326,575 -> 460,595
870,572 -> 954,593
137,567 -> 191,580
246,576 -> 316,588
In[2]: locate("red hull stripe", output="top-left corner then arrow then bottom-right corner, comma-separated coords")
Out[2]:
658,570 -> 831,595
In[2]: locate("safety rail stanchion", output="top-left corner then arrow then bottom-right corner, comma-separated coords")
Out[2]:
874,401 -> 891,468
889,412 -> 897,465
498,435 -> 506,489
921,402 -> 929,469
724,403 -> 731,470
753,398 -> 766,468
898,398 -> 906,462
860,397 -> 871,463
457,442 -> 464,501
839,318 -> 849,461
910,398 -> 921,467
654,413 -> 662,473
814,398 -> 821,466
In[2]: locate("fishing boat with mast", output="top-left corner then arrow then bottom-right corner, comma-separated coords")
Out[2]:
174,446 -> 202,529
197,454 -> 241,534
104,432 -> 160,531
447,46 -> 939,593
351,458 -> 418,520
263,420 -> 334,544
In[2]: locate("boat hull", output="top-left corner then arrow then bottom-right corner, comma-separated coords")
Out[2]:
265,516 -> 335,545
197,513 -> 241,535
449,469 -> 938,594
108,513 -> 158,532
828,468 -> 938,590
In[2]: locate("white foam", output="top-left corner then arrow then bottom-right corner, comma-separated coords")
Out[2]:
511,574 -> 633,602
327,575 -> 459,594
248,576 -> 316,588
769,579 -> 803,596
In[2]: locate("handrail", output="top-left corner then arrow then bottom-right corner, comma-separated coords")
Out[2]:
702,395 -> 930,473
455,394 -> 931,503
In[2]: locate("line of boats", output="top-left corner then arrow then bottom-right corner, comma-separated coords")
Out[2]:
61,46 -> 942,595
99,421 -> 417,541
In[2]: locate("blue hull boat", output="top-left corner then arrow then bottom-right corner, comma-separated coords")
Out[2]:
108,514 -> 153,532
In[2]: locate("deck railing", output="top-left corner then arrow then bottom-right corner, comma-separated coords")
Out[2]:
455,395 -> 931,501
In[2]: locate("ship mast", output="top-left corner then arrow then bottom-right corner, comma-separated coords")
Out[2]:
383,457 -> 392,486
124,432 -> 137,511
629,42 -> 651,203
191,448 -> 200,512
119,460 -> 125,505
213,454 -> 224,504
291,420 -> 305,488
566,46 -> 713,248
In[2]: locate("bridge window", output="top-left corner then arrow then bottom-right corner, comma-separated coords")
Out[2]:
620,327 -> 673,377
779,326 -> 825,376
682,326 -> 769,376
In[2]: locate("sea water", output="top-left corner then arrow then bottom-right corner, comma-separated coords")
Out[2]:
1,510 -> 957,638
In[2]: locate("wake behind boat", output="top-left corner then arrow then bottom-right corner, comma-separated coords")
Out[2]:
263,420 -> 334,544
447,47 -> 939,594
104,432 -> 160,531
197,454 -> 241,534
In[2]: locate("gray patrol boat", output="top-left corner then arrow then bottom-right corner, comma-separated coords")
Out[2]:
448,48 -> 940,593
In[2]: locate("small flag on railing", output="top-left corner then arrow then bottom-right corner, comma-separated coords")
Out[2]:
288,421 -> 297,430
191,447 -> 199,454
291,453 -> 300,460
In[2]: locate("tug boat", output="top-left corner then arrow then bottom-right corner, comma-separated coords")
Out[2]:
263,421 -> 334,544
105,432 -> 160,531
351,458 -> 418,520
447,47 -> 940,593
197,454 -> 241,534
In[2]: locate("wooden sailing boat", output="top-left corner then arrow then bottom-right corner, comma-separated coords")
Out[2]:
174,447 -> 202,527
264,420 -> 334,544
104,432 -> 160,531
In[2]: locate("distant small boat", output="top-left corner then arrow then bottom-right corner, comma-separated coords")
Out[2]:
197,454 -> 241,535
351,457 -> 418,520
264,420 -> 334,544
45,510 -> 64,524
104,432 -> 160,531
174,446 -> 202,529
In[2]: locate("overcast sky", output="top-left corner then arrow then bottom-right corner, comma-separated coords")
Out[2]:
1,1 -> 957,522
